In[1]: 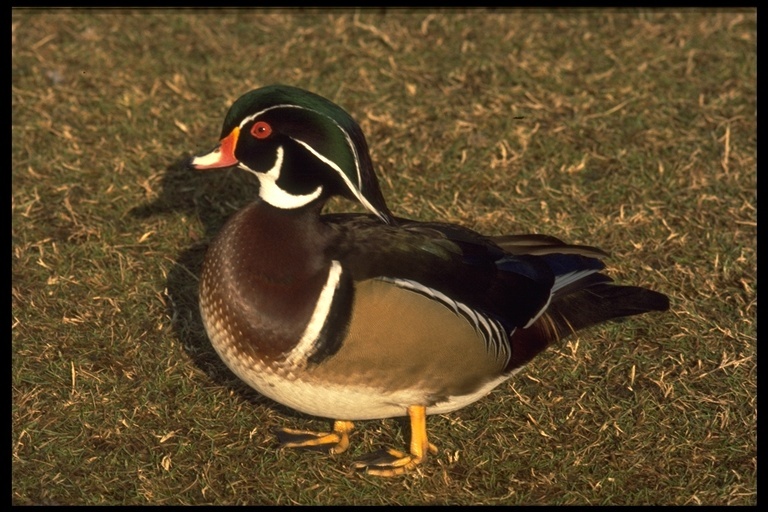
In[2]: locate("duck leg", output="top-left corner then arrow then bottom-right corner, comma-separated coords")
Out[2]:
353,405 -> 438,476
276,420 -> 354,455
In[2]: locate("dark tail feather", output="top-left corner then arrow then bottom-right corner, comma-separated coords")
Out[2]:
505,278 -> 669,372
547,281 -> 670,332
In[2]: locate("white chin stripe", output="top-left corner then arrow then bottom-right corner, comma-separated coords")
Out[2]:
240,146 -> 323,209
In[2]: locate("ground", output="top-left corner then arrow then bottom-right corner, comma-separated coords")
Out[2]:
12,8 -> 755,505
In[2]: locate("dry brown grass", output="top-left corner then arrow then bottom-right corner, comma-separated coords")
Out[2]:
13,8 -> 755,505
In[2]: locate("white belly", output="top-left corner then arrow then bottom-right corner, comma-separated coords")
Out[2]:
216,337 -> 516,420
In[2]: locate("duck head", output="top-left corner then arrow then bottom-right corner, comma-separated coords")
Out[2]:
191,85 -> 394,224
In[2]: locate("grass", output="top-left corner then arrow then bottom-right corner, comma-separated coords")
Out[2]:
12,8 -> 755,505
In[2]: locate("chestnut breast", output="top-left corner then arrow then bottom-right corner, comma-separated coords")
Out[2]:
199,201 -> 334,364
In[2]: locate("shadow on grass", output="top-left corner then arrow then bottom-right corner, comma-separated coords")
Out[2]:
130,154 -> 311,423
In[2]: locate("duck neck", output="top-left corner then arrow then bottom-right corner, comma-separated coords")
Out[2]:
219,200 -> 331,282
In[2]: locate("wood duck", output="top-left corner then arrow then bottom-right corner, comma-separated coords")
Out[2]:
189,84 -> 669,476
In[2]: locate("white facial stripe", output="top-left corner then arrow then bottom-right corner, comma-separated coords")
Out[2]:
280,260 -> 343,368
240,104 -> 387,221
292,138 -> 386,222
239,146 -> 323,209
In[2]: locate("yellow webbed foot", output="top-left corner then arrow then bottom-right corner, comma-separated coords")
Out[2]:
275,420 -> 354,455
352,405 -> 438,477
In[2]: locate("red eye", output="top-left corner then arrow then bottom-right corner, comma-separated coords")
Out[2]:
251,121 -> 272,139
